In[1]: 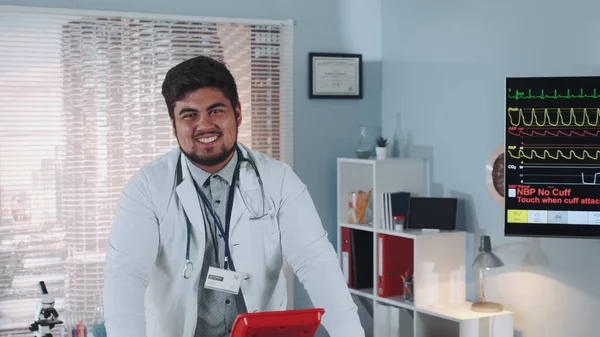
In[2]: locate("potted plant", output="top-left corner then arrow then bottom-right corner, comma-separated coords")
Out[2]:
375,136 -> 388,160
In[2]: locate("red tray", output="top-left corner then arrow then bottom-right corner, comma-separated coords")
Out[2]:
230,308 -> 325,337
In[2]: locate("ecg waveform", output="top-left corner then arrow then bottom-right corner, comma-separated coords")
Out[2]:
508,129 -> 600,137
507,107 -> 600,126
508,148 -> 600,160
507,88 -> 600,100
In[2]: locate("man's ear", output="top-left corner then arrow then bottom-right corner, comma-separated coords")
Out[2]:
235,102 -> 242,127
170,117 -> 176,136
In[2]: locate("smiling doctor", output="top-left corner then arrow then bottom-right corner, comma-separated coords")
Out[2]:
103,55 -> 365,337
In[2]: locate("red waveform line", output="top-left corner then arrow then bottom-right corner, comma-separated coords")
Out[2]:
508,129 -> 600,137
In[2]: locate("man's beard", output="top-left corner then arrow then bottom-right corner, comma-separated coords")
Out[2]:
179,143 -> 236,168
172,123 -> 238,169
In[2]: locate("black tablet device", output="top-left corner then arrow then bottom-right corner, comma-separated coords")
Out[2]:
406,197 -> 458,231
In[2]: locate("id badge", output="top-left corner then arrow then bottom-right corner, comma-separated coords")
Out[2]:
204,266 -> 242,294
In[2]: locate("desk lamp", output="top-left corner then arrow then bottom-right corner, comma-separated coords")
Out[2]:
471,235 -> 504,313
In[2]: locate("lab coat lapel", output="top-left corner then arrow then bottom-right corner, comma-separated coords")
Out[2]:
229,145 -> 253,235
229,176 -> 248,237
175,153 -> 205,236
229,146 -> 273,236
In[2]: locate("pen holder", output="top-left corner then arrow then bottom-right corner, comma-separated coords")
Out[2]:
402,280 -> 413,302
348,190 -> 373,224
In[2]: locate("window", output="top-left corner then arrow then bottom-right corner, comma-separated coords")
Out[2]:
0,6 -> 293,336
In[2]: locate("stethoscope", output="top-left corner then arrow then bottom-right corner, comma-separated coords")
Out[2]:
177,147 -> 267,279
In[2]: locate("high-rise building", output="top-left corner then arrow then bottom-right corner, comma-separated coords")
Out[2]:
59,18 -> 184,322
30,159 -> 58,227
61,21 -> 112,322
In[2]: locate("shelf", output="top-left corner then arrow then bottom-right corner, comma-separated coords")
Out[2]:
337,157 -> 430,230
376,228 -> 460,239
338,157 -> 431,165
336,157 -> 513,337
415,303 -> 514,337
416,302 -> 512,322
338,157 -> 379,164
340,222 -> 374,232
341,223 -> 463,238
377,295 -> 414,310
349,287 -> 374,299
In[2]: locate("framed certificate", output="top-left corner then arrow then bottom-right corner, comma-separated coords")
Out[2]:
309,52 -> 362,98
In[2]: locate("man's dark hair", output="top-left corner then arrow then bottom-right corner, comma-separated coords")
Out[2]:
161,55 -> 239,119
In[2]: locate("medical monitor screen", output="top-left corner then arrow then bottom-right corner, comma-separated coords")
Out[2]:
505,76 -> 600,238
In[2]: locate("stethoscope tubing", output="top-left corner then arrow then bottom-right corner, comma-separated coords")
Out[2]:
178,147 -> 265,279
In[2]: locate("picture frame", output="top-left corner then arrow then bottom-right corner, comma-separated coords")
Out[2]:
309,52 -> 362,99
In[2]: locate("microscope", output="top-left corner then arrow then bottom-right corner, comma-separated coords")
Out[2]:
28,281 -> 63,337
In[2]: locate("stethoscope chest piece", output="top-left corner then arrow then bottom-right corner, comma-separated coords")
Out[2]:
183,259 -> 193,279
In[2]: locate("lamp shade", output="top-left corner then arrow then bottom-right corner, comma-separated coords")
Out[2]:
472,235 -> 504,269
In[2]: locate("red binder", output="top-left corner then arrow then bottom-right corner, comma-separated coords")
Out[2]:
377,234 -> 413,298
230,308 -> 325,337
341,227 -> 354,288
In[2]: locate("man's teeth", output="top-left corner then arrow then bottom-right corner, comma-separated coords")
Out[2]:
197,135 -> 219,143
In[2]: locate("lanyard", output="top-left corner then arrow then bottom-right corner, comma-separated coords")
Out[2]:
176,148 -> 242,271
192,173 -> 237,270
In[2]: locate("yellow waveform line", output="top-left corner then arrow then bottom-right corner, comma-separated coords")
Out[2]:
507,148 -> 600,160
507,107 -> 600,126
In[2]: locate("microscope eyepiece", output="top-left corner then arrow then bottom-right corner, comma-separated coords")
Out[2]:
38,281 -> 48,295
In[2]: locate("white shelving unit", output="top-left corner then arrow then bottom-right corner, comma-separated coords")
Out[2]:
336,158 -> 513,337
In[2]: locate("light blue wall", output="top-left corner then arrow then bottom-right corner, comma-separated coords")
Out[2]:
0,0 -> 381,333
381,0 -> 600,336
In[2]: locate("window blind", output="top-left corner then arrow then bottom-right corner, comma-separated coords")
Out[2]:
0,7 -> 293,336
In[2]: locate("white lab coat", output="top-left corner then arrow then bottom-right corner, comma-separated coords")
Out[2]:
103,143 -> 364,337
